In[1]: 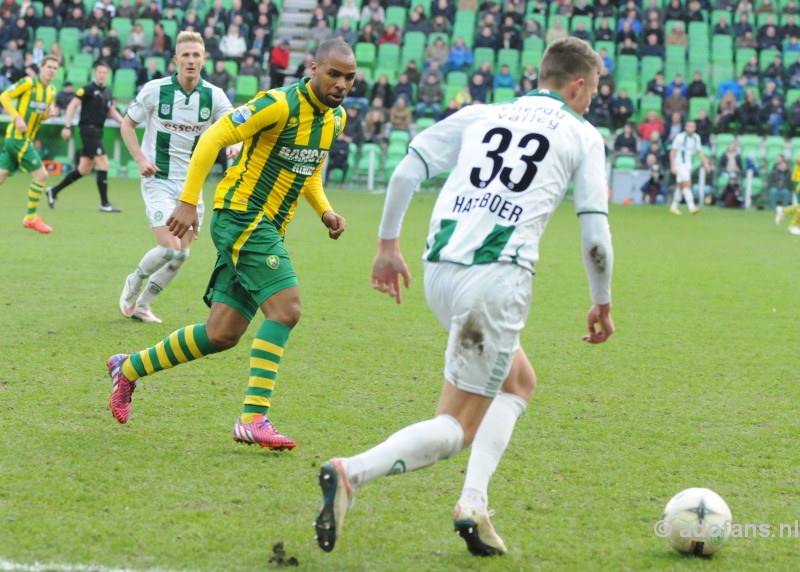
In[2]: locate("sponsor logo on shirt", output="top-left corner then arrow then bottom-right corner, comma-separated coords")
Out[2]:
162,122 -> 203,133
266,255 -> 280,269
231,105 -> 252,125
161,104 -> 171,115
200,107 -> 210,120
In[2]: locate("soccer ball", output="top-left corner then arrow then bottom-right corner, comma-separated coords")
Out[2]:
660,488 -> 732,556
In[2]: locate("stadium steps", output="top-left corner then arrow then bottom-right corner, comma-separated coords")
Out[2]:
275,0 -> 316,82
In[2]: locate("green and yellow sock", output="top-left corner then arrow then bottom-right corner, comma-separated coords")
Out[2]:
240,320 -> 291,423
120,323 -> 219,381
784,204 -> 800,227
25,181 -> 45,220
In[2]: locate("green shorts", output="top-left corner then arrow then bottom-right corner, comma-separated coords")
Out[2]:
0,137 -> 43,174
203,209 -> 298,322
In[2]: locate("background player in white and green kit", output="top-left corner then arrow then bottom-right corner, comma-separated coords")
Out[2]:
118,31 -> 240,323
315,38 -> 615,557
668,120 -> 711,215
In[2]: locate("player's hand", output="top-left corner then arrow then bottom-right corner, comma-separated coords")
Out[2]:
60,127 -> 72,140
14,116 -> 27,133
226,142 -> 243,161
167,201 -> 199,239
322,210 -> 346,239
48,106 -> 59,118
371,239 -> 411,304
136,157 -> 160,177
582,303 -> 614,344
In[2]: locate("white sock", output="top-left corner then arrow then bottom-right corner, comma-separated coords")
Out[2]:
670,189 -> 681,210
129,246 -> 177,290
137,249 -> 188,307
682,188 -> 697,210
460,392 -> 527,510
345,414 -> 464,489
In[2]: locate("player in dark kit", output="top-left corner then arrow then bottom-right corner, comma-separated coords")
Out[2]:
47,62 -> 125,212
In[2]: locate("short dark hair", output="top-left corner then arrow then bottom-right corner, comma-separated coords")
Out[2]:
314,38 -> 354,64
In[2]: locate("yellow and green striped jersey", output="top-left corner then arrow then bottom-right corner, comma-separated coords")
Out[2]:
0,76 -> 56,141
181,77 -> 346,237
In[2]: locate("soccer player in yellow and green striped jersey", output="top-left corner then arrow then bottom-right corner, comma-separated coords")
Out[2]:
104,39 -> 356,450
775,155 -> 800,234
0,55 -> 60,234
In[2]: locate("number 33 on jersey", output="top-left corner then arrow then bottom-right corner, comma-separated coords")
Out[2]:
410,90 -> 609,272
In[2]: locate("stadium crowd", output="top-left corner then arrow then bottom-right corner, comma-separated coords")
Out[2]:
2,0 -> 800,206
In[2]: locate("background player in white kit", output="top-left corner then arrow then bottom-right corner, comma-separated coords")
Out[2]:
119,31 -> 240,323
314,38 -> 615,557
668,120 -> 711,215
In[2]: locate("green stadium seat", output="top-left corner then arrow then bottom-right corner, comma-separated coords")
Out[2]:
614,155 -> 638,170
523,36 -> 545,53
111,68 -> 137,101
162,20 -> 178,41
416,117 -> 435,131
446,71 -> 468,87
355,142 -> 383,181
388,129 -> 410,149
107,159 -> 120,178
66,66 -> 90,86
472,47 -> 496,70
688,97 -> 712,120
135,19 -> 155,42
496,48 -> 520,77
639,94 -> 663,119
409,0 -> 431,17
71,53 -> 94,69
714,133 -> 735,158
58,28 -> 81,59
35,26 -> 57,46
711,36 -> 733,62
145,56 -> 166,73
493,88 -> 516,103
377,43 -> 400,70
354,42 -> 376,70
385,5 -> 406,29
126,160 -> 140,178
235,75 -> 259,103
111,18 -> 132,52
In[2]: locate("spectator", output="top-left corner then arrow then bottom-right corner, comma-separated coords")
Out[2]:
474,26 -> 496,49
665,111 -> 685,144
61,7 -> 86,30
208,59 -> 235,102
371,73 -> 392,107
546,18 -> 569,43
248,27 -> 270,65
643,13 -> 664,44
734,11 -> 753,36
785,0 -> 800,14
0,55 -> 22,89
614,122 -> 639,155
82,26 -> 104,58
617,9 -> 642,34
117,47 -> 141,72
337,0 -> 360,23
687,71 -> 708,98
686,0 -> 705,20
493,64 -> 515,90
498,28 -> 523,51
763,56 -> 785,88
595,0 -> 615,17
715,92 -> 738,132
37,5 -> 59,28
759,25 -> 782,50
523,17 -> 543,39
335,18 -> 356,46
238,54 -> 261,78
619,37 -> 638,55
719,175 -> 744,207
784,13 -> 800,37
87,7 -> 110,30
598,63 -> 615,93
360,0 -> 384,26
742,55 -> 760,86
147,22 -> 173,58
763,95 -> 786,135
788,97 -> 800,136
325,138 -> 350,184
665,0 -> 685,21
572,20 -> 592,41
319,0 -> 337,22
612,88 -> 635,128
136,56 -> 163,88
404,60 -> 421,85
665,22 -> 688,47
388,97 -> 413,132
139,0 -> 161,21
309,19 -> 334,50
102,28 -> 122,57
695,109 -> 713,145
759,0 -> 777,13
377,23 -> 401,45
737,90 -> 763,134
94,44 -> 118,70
663,90 -> 689,119
202,26 -> 221,60
665,75 -> 688,98
769,155 -> 794,209
589,83 -> 614,128
116,0 -> 138,20
736,30 -> 758,48
309,7 -> 328,28
424,37 -> 449,70
717,75 -> 747,101
393,73 -> 414,105
417,73 -> 443,120
429,14 -> 452,35
647,71 -> 667,98
786,36 -> 800,53
220,24 -> 247,60
594,17 -> 614,42
639,110 -> 665,141
341,105 -> 365,151
364,96 -> 387,145
268,39 -> 290,89
469,72 -> 489,103
641,164 -> 667,204
405,10 -> 429,35
357,22 -> 377,44
127,22 -> 148,55
714,14 -> 732,35
762,81 -> 784,105
639,33 -> 665,57
718,141 -> 743,177
30,39 -> 44,67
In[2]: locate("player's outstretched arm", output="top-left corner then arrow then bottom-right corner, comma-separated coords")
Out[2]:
120,116 -> 159,177
371,238 -> 411,304
61,97 -> 81,140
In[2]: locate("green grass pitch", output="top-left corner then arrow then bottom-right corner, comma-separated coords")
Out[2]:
0,175 -> 798,571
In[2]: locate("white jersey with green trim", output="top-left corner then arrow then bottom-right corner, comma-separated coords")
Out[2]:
410,90 -> 608,273
671,131 -> 702,169
126,74 -> 232,180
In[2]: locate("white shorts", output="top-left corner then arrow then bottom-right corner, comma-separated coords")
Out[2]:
141,178 -> 205,229
424,261 -> 533,398
674,164 -> 692,184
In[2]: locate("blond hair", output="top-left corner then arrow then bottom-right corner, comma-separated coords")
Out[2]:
41,54 -> 61,67
175,31 -> 204,48
538,38 -> 602,90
